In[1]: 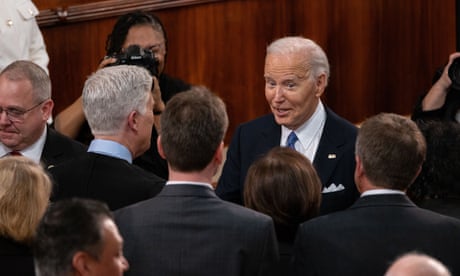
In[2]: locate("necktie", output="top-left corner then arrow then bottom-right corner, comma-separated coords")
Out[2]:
8,151 -> 22,156
287,131 -> 298,150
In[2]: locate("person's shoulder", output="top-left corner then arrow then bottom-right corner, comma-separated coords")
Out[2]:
217,199 -> 274,223
47,127 -> 87,152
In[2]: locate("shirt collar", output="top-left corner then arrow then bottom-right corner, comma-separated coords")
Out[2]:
361,189 -> 405,197
166,181 -> 214,190
88,139 -> 132,163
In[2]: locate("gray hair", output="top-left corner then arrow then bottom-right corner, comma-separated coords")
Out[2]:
83,65 -> 152,136
0,60 -> 51,101
267,36 -> 330,85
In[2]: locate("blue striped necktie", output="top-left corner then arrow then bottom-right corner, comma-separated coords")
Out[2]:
287,131 -> 298,150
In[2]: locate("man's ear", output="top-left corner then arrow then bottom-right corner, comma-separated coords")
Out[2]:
72,251 -> 94,275
127,110 -> 138,132
315,73 -> 327,98
41,99 -> 54,121
157,135 -> 166,159
214,141 -> 224,165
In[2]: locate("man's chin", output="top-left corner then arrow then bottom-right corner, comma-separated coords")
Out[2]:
0,134 -> 20,148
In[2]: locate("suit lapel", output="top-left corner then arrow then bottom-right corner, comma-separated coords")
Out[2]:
313,109 -> 352,185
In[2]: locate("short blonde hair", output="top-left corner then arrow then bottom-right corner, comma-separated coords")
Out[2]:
0,156 -> 52,243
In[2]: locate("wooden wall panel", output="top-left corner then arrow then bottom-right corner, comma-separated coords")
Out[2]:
36,0 -> 456,142
291,0 -> 456,123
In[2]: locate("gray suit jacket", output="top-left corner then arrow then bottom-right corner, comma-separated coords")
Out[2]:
115,184 -> 279,276
291,194 -> 460,275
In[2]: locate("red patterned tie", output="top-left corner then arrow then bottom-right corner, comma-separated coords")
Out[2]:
8,151 -> 22,156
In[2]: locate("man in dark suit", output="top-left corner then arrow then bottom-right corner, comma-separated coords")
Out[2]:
115,86 -> 279,276
0,60 -> 86,168
290,113 -> 460,276
216,36 -> 358,214
50,65 -> 164,210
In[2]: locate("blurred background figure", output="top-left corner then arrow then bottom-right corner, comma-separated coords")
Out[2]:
244,146 -> 322,270
34,198 -> 129,276
0,156 -> 52,275
385,252 -> 451,276
407,120 -> 460,219
0,0 -> 49,74
54,11 -> 191,179
412,52 -> 460,123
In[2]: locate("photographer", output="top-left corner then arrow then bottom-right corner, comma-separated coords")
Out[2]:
54,11 -> 191,179
412,52 -> 460,122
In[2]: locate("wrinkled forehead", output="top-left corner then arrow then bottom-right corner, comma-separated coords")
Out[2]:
264,52 -> 309,79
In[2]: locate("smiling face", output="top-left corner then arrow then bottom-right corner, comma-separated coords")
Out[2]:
264,51 -> 326,130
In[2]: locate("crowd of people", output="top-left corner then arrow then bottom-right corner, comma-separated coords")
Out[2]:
1,5 -> 460,276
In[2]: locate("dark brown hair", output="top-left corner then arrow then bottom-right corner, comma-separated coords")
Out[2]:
244,147 -> 322,226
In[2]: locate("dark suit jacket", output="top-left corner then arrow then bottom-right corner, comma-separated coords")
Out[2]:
49,152 -> 165,210
41,127 -> 87,170
0,236 -> 35,275
290,194 -> 460,276
114,184 -> 279,276
216,108 -> 359,214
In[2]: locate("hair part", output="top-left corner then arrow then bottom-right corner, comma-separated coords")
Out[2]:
105,11 -> 167,55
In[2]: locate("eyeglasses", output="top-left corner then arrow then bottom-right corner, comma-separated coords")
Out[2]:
0,99 -> 47,122
147,41 -> 166,55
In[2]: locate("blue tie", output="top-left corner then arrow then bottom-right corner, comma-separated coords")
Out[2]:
287,131 -> 298,150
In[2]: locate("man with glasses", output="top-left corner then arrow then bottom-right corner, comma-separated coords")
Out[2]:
0,60 -> 86,168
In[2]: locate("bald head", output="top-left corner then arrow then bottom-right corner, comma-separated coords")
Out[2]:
385,253 -> 451,276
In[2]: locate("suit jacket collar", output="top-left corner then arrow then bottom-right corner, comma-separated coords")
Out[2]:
351,193 -> 416,209
159,184 -> 217,198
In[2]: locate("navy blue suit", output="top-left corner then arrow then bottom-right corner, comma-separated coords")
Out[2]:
216,108 -> 359,214
41,127 -> 87,170
291,194 -> 460,276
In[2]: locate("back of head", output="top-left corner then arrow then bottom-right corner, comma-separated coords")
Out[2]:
0,156 -> 51,243
105,11 -> 167,56
82,65 -> 152,136
244,147 -> 322,226
385,253 -> 451,276
160,86 -> 228,171
356,113 -> 426,190
0,60 -> 51,101
34,198 -> 112,276
266,36 -> 330,83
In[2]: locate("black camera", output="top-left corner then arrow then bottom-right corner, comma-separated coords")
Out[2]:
448,57 -> 460,90
108,45 -> 159,77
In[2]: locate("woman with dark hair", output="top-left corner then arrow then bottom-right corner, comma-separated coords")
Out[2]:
54,11 -> 190,179
244,146 -> 322,269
